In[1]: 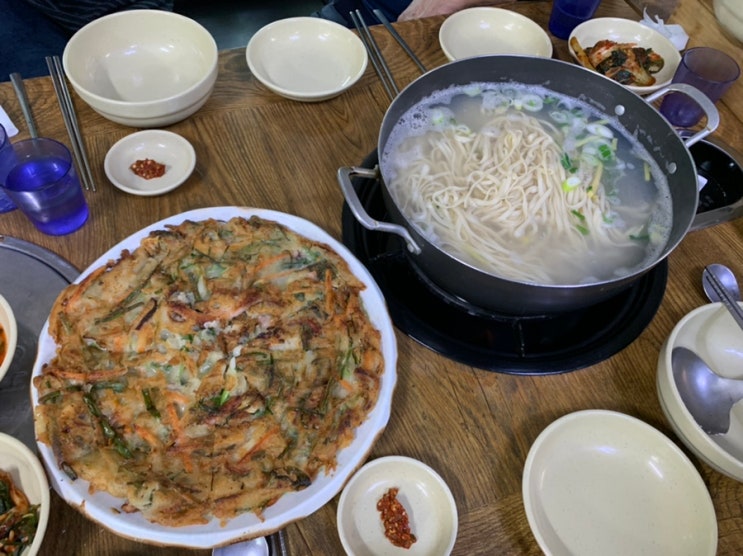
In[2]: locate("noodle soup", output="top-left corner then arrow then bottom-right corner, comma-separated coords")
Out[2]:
381,82 -> 672,286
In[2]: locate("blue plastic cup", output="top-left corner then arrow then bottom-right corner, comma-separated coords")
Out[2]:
548,0 -> 603,40
0,137 -> 89,235
0,124 -> 14,214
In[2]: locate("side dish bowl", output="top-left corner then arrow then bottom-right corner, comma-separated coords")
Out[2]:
568,17 -> 681,95
337,455 -> 458,555
439,7 -> 553,61
523,410 -> 717,556
0,293 -> 17,384
63,10 -> 218,127
657,302 -> 743,482
0,433 -> 50,556
246,17 -> 367,102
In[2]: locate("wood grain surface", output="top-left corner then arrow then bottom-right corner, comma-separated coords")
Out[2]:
2,0 -> 743,554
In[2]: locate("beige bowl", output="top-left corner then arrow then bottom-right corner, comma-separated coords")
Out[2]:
439,7 -> 553,61
63,10 -> 218,127
568,17 -> 681,95
0,293 -> 17,384
714,0 -> 743,45
657,302 -> 743,482
246,17 -> 367,102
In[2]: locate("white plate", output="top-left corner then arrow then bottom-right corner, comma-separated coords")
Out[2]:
337,455 -> 458,556
568,17 -> 681,95
439,7 -> 552,61
0,433 -> 50,556
522,410 -> 717,556
103,130 -> 196,195
31,207 -> 398,548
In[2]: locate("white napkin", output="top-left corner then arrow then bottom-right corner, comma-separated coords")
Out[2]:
640,9 -> 689,50
0,105 -> 19,137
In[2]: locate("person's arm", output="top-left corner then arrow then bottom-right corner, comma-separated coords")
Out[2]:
397,0 -> 511,21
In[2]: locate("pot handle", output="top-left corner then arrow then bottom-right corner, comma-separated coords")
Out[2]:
337,166 -> 422,254
645,82 -> 720,148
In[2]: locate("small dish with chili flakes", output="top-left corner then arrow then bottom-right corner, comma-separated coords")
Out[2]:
104,130 -> 196,196
337,455 -> 457,555
0,293 -> 17,385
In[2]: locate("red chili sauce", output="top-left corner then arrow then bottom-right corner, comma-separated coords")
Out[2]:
0,325 -> 6,366
130,159 -> 166,180
377,487 -> 417,549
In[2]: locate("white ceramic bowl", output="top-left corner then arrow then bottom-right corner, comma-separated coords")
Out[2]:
657,302 -> 743,482
568,17 -> 681,95
337,455 -> 457,555
104,130 -> 196,196
523,410 -> 718,556
0,432 -> 50,556
63,10 -> 218,127
714,0 -> 743,45
0,293 -> 17,384
246,17 -> 367,102
439,7 -> 553,61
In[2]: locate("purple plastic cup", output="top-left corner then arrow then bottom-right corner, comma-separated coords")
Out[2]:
659,47 -> 740,128
0,137 -> 89,235
548,0 -> 603,40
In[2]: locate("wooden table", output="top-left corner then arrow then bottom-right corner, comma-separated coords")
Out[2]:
2,0 -> 743,554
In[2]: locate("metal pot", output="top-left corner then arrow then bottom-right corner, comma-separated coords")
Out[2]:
340,56 -> 718,314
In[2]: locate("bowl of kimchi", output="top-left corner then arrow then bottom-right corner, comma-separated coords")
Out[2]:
568,17 -> 681,95
0,293 -> 17,385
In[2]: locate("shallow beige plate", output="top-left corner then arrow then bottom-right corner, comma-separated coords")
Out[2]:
439,7 -> 552,61
0,433 -> 50,556
568,17 -> 681,95
523,410 -> 717,556
32,207 -> 397,549
337,455 -> 457,555
104,130 -> 196,196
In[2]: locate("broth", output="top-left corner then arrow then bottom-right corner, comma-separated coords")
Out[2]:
382,82 -> 672,285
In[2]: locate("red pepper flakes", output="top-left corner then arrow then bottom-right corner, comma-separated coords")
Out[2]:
130,158 -> 166,179
377,487 -> 417,549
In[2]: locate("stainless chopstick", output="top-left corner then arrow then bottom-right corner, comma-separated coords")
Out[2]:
702,267 -> 743,331
372,9 -> 427,73
46,56 -> 96,192
350,10 -> 398,101
9,72 -> 38,138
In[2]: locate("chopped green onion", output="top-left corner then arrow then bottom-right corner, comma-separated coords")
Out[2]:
562,176 -> 581,191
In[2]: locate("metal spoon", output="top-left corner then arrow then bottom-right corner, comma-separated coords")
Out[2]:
702,264 -> 743,331
671,346 -> 743,435
212,537 -> 268,556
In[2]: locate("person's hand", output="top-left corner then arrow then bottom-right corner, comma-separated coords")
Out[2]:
398,0 -> 507,21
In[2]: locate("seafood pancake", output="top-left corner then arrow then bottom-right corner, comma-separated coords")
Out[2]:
33,216 -> 384,527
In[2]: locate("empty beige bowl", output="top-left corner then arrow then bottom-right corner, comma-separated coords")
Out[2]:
439,7 -> 553,61
246,17 -> 368,102
63,10 -> 218,127
0,293 -> 17,384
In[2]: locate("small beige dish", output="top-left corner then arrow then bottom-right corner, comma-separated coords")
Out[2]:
657,302 -> 743,482
337,455 -> 457,555
568,17 -> 681,95
523,410 -> 717,556
0,433 -> 50,556
104,130 -> 196,196
439,7 -> 553,61
714,0 -> 743,45
246,17 -> 368,102
63,10 -> 218,127
0,293 -> 17,384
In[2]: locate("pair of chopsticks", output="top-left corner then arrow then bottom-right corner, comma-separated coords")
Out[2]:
350,9 -> 426,102
46,56 -> 96,192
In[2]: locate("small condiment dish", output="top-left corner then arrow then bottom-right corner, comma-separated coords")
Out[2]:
0,432 -> 50,556
523,410 -> 717,556
439,7 -> 553,61
568,17 -> 681,95
0,293 -> 17,384
336,455 -> 457,555
657,302 -> 743,482
246,17 -> 368,102
104,130 -> 196,196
